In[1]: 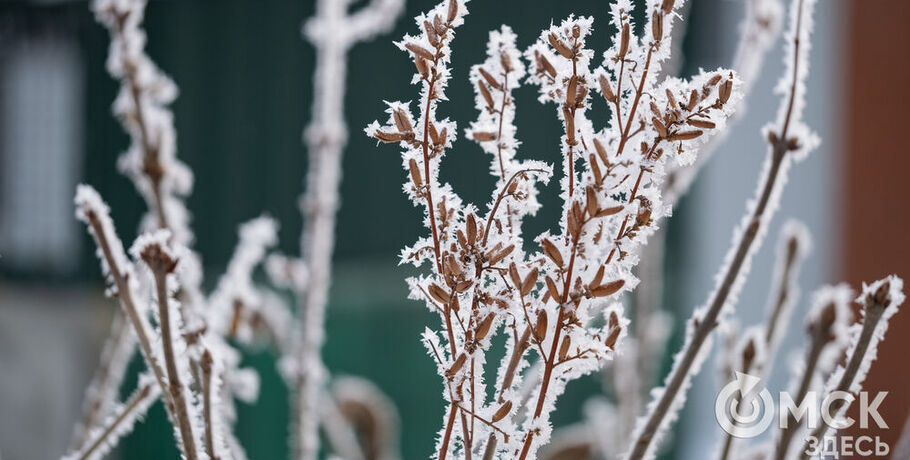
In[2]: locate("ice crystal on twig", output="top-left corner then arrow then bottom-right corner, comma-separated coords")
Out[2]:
367,0 -> 741,457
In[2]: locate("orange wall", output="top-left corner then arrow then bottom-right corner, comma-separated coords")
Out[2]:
843,0 -> 910,454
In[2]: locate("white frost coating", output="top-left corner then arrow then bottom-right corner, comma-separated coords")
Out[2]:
806,283 -> 854,372
734,0 -> 786,96
814,277 -> 905,438
82,3 -> 234,455
663,0 -> 785,206
294,0 -> 404,459
208,217 -> 279,338
762,220 -> 811,358
128,229 -> 174,262
625,1 -> 820,457
736,326 -> 767,375
90,2 -> 213,423
134,232 -> 210,460
265,254 -> 309,293
74,185 -> 170,403
70,315 -> 137,450
773,0 -> 821,161
367,0 -> 741,457
91,0 -> 194,247
62,375 -> 161,460
75,184 -> 134,295
628,319 -> 715,460
78,1 -> 313,458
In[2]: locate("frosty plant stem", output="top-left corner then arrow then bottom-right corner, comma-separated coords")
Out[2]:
71,381 -> 158,460
74,0 -> 201,448
773,288 -> 849,460
79,199 -> 169,406
294,0 -> 403,458
71,313 -> 133,449
94,0 -> 194,245
200,350 -> 216,460
141,243 -> 199,460
715,222 -> 808,460
626,1 -> 816,458
798,278 -> 905,459
73,1 -> 405,459
370,0 -> 741,457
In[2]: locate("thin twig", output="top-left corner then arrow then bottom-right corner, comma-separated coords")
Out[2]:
200,350 -> 216,460
797,282 -> 895,459
774,328 -> 826,460
66,382 -> 157,460
293,1 -> 403,457
83,210 -> 170,407
625,2 -> 809,458
70,312 -> 134,450
145,253 -> 199,460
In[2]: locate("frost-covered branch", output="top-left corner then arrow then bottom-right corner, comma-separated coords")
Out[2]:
92,0 -> 193,245
762,221 -> 810,353
797,276 -> 905,459
773,284 -> 853,460
75,186 -> 170,405
72,186 -> 223,458
70,313 -> 135,451
73,0 -> 208,447
663,0 -> 784,206
135,232 -> 203,460
368,0 -> 741,457
293,0 -> 403,458
624,0 -> 820,458
62,376 -> 160,460
74,1 -> 405,459
714,222 -> 809,460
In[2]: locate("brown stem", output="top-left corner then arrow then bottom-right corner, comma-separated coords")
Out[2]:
616,48 -> 654,156
470,359 -> 476,453
605,49 -> 658,266
151,267 -> 199,460
499,326 -> 531,401
72,312 -> 131,450
453,403 -> 510,440
797,292 -> 890,459
437,289 -> 461,459
71,382 -> 155,460
718,431 -> 735,460
421,73 -> 443,273
614,39 -> 626,138
481,433 -> 498,460
459,392 -> 473,460
201,350 -> 216,460
519,216 -> 587,459
111,15 -> 170,233
625,2 -> 806,454
483,168 -> 547,248
774,331 -> 826,460
495,72 -> 515,236
567,57 -> 579,199
626,153 -> 782,460
84,213 -> 170,406
764,234 -> 801,347
438,400 -> 459,460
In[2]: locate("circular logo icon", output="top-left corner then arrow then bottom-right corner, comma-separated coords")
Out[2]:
715,371 -> 775,438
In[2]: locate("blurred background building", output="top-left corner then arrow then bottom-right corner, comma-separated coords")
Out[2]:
0,0 -> 907,459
